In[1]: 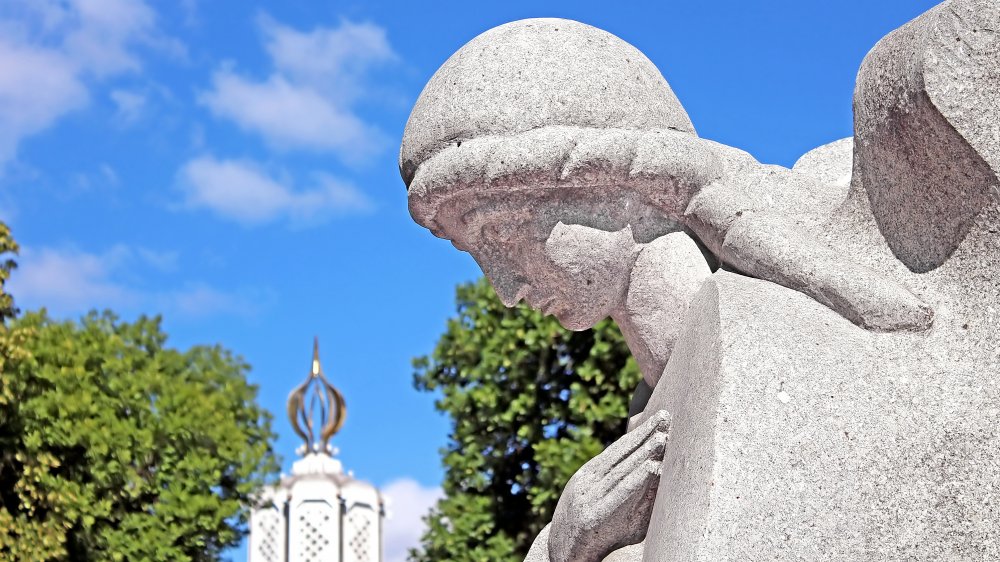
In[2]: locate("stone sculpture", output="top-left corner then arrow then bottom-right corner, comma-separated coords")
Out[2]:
400,1 -> 999,560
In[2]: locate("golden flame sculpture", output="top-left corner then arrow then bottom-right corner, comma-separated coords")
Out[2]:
287,337 -> 346,455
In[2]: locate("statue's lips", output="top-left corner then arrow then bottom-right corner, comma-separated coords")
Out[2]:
525,292 -> 556,314
537,298 -> 558,316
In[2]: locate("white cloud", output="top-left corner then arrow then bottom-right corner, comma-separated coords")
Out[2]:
177,156 -> 372,226
200,72 -> 381,158
180,0 -> 200,27
0,0 -> 175,165
381,478 -> 443,562
9,245 -> 136,313
8,245 -> 252,319
260,16 -> 395,104
71,162 -> 120,192
110,89 -> 147,124
134,247 -> 177,272
0,39 -> 87,163
99,163 -> 119,186
199,16 -> 395,161
158,284 -> 254,318
60,0 -> 157,77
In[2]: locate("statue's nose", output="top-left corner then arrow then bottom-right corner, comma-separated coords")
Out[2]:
490,270 -> 529,308
470,251 -> 529,307
492,277 -> 526,308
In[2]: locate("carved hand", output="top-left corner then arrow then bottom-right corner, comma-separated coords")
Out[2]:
547,410 -> 670,562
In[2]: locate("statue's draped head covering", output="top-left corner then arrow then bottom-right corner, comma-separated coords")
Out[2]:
400,18 -> 698,239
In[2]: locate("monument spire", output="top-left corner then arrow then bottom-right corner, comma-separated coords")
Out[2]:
286,336 -> 346,455
252,338 -> 384,562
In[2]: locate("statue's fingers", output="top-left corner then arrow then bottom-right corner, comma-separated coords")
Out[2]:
598,458 -> 664,515
601,431 -> 668,496
603,410 -> 670,471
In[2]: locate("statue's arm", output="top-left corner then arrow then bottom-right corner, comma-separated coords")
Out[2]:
683,164 -> 933,332
717,212 -> 932,331
683,177 -> 933,332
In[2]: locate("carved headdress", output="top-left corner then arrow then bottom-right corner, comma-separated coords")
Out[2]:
400,18 -> 716,240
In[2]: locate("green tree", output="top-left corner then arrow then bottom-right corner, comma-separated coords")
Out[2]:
0,222 -> 19,322
412,278 -> 641,562
0,224 -> 279,561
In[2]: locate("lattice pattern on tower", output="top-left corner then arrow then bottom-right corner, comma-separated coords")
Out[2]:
253,507 -> 283,562
346,506 -> 374,562
295,501 -> 335,562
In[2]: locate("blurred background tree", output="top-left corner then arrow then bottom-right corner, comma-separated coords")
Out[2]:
412,277 -> 640,562
0,223 -> 280,561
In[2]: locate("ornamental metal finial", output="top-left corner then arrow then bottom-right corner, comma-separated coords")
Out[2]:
287,337 -> 347,455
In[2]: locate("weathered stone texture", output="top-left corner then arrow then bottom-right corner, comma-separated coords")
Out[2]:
852,0 -> 999,273
641,270 -> 1000,560
400,18 -> 694,187
400,1 -> 1000,560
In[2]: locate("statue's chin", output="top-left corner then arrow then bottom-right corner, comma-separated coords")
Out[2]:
555,311 -> 601,332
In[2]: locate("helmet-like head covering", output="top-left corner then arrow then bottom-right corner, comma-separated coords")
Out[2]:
401,18 -> 703,237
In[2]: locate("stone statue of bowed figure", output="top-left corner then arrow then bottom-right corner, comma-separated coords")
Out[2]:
400,1 -> 998,559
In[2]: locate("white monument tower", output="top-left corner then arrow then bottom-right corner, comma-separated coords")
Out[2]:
249,339 -> 384,562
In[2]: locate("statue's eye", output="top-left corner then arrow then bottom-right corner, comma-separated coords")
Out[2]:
460,209 -> 480,227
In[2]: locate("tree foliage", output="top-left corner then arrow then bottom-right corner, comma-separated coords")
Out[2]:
412,278 -> 641,562
0,223 -> 279,561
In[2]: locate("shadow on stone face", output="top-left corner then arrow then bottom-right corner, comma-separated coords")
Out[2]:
853,0 -> 1000,273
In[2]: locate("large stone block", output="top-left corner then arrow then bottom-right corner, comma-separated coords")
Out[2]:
642,270 -> 1000,560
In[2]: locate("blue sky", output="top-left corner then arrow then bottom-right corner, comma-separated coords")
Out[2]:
1,0 -> 941,559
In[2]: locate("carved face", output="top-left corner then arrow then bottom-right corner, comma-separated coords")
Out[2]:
458,212 -> 638,331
